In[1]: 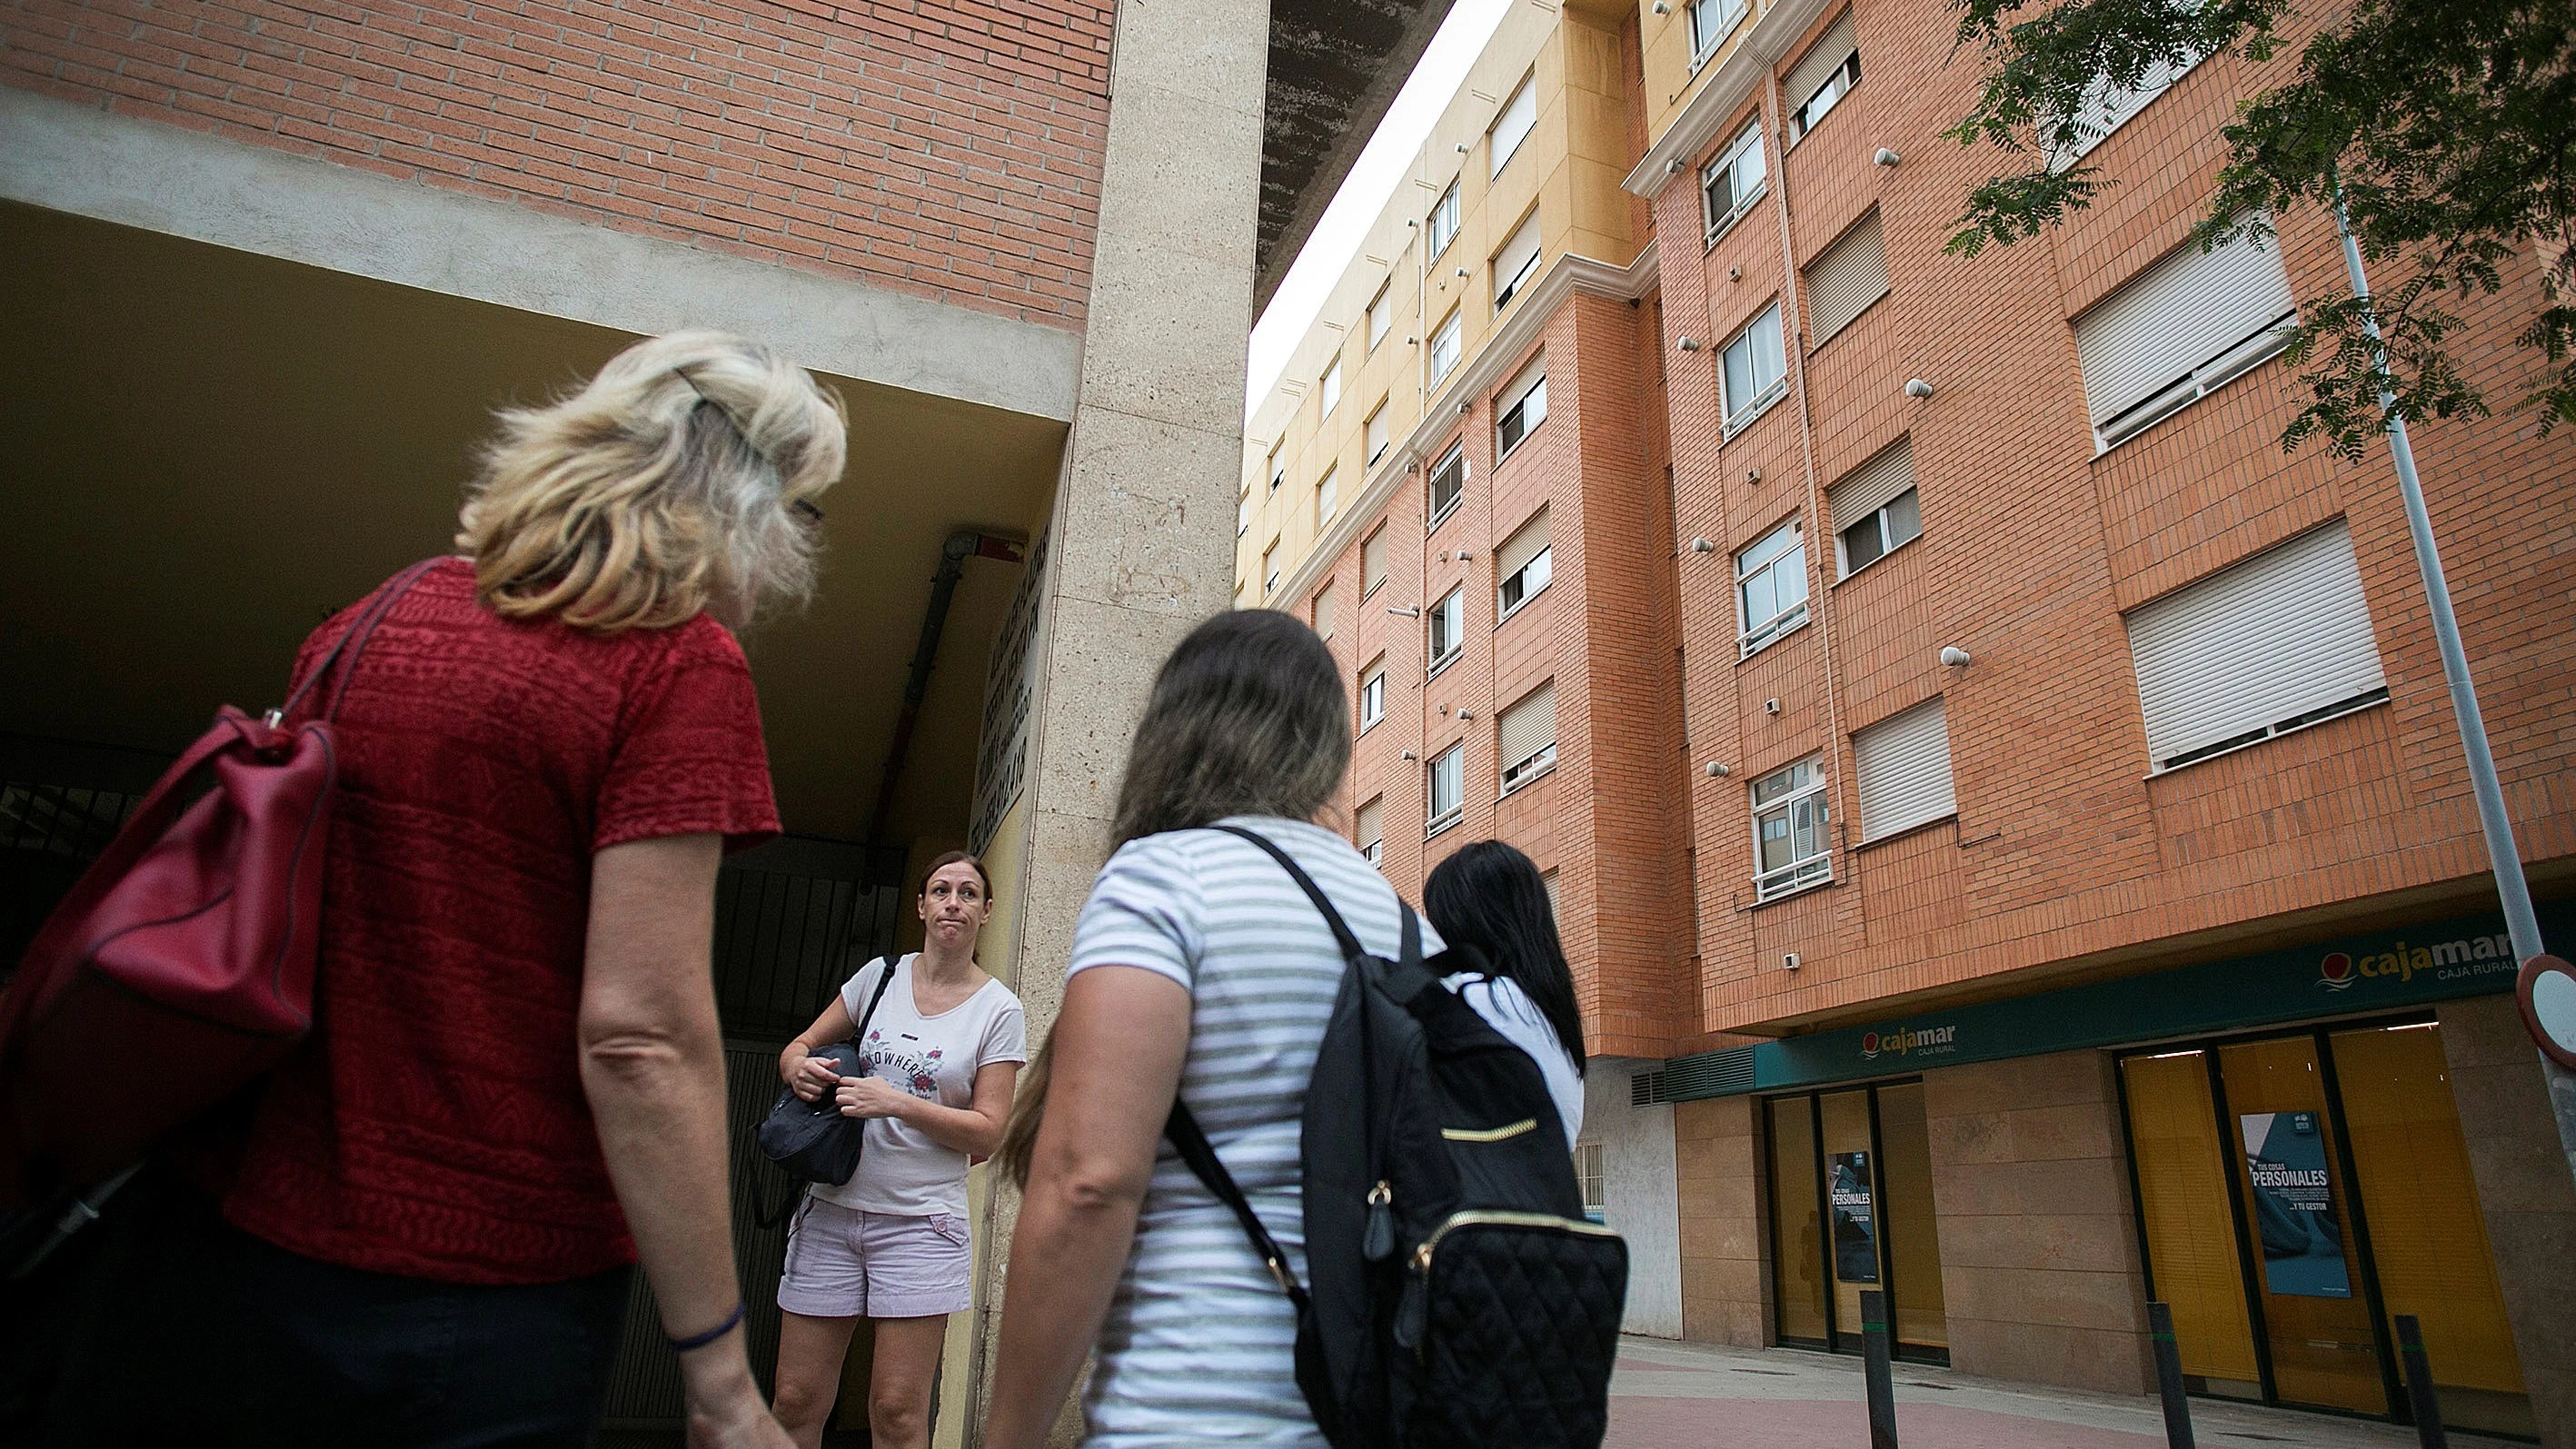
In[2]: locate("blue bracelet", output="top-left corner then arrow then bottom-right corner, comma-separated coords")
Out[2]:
668,1302 -> 745,1354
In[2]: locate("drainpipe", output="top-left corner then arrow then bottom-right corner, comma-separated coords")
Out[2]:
867,530 -> 1027,846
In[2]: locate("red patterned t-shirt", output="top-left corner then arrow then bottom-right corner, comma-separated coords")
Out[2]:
221,557 -> 781,1284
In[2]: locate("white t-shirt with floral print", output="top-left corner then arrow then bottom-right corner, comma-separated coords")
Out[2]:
811,954 -> 1027,1218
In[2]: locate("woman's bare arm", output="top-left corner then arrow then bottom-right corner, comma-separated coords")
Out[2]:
834,1059 -> 1020,1156
980,966 -> 1190,1449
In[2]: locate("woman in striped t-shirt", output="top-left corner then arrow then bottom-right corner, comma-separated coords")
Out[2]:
982,609 -> 1438,1447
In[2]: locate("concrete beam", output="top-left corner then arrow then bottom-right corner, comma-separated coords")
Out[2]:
0,87 -> 1081,423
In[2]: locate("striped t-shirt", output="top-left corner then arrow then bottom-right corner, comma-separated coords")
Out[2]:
1065,817 -> 1446,1447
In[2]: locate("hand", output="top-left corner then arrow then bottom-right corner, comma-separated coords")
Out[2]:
784,1048 -> 843,1103
681,1350 -> 795,1449
836,1074 -> 916,1121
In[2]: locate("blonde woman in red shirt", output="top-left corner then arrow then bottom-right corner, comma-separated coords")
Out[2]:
45,331 -> 844,1449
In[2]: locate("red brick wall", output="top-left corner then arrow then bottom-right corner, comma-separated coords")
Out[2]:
1655,0 -> 2576,1037
1308,285 -> 1694,1060
2,0 -> 1112,324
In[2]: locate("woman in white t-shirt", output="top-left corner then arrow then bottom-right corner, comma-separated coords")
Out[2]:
771,850 -> 1026,1449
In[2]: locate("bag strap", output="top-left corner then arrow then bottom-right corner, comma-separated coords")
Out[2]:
754,956 -> 901,1231
1164,1099 -> 1311,1312
277,557 -> 446,724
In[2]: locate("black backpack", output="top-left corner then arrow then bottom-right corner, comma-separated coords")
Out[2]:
751,956 -> 899,1226
1166,827 -> 1627,1449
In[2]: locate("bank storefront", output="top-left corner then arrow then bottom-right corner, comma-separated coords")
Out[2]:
1666,902 -> 2572,1438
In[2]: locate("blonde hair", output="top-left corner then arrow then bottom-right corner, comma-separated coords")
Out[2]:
457,330 -> 848,631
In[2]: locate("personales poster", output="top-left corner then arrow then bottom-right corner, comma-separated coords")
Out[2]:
1827,1149 -> 1878,1283
2238,1111 -> 2352,1298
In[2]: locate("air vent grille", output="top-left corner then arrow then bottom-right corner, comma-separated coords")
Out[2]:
1663,1047 -> 1757,1100
1629,1070 -> 1668,1107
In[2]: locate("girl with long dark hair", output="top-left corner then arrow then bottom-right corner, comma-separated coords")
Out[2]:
1423,839 -> 1586,1145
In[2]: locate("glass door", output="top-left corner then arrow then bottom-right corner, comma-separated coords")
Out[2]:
2214,1035 -> 2390,1414
1765,1081 -> 1947,1363
2118,1049 -> 2263,1400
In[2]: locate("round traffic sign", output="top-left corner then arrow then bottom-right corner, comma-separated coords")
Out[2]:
2519,955 -> 2576,1071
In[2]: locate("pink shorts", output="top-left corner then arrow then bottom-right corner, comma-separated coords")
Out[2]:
776,1199 -> 972,1320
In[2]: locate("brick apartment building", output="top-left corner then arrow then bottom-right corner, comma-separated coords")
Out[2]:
0,0 -> 1459,1438
1245,0 -> 2576,1439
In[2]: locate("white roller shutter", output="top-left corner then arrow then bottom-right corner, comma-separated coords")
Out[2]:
1313,584 -> 1336,640
1784,14 -> 1856,113
1805,210 -> 1889,344
2124,519 -> 2386,769
1490,74 -> 1537,176
1499,681 -> 1557,775
2074,214 -> 2295,431
1854,697 -> 1955,840
1363,529 -> 1388,593
1497,508 -> 1550,581
1829,436 -> 1915,531
1357,797 -> 1385,854
1493,211 -> 1543,309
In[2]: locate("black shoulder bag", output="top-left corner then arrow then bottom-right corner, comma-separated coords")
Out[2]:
752,955 -> 900,1227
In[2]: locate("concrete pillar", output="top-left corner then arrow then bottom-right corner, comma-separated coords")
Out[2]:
1674,1094 -> 1767,1345
960,1 -> 1272,1443
1586,1058 -> 1684,1337
1922,1050 -> 2154,1395
2438,994 -> 2576,1449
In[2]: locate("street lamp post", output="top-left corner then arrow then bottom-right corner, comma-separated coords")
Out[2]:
2328,184 -> 2576,1181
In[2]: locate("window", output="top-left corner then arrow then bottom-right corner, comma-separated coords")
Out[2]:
1359,655 -> 1387,729
1313,582 -> 1337,640
2124,519 -> 2388,772
1490,74 -> 1537,178
1317,466 -> 1338,528
1785,15 -> 1859,143
1427,441 -> 1466,527
1496,355 -> 1547,461
1319,358 -> 1342,419
1575,1141 -> 1606,1222
1362,526 -> 1389,597
1854,697 -> 1955,840
1805,209 -> 1888,346
1427,587 -> 1465,676
1497,507 -> 1551,619
1751,756 -> 1831,900
1238,488 -> 1251,539
1541,868 -> 1560,917
1690,0 -> 1747,58
1492,210 -> 1543,313
1263,541 -> 1280,598
1366,402 -> 1390,466
1701,120 -> 1766,242
1268,444 -> 1283,494
1368,283 -> 1392,352
1828,436 -> 1920,577
1427,743 -> 1466,834
2053,44 -> 2202,164
1427,182 -> 1460,261
1429,307 -> 1463,386
1358,795 -> 1386,865
1736,518 -> 1808,656
2075,213 -> 2296,452
1721,303 -> 1788,433
1499,680 -> 1557,793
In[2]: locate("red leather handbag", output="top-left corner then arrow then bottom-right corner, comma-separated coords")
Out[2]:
0,560 -> 442,1205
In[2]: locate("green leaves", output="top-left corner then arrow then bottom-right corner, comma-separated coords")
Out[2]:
1947,0 -> 2576,452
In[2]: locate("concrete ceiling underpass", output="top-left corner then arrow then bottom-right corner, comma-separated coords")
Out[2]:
0,201 -> 1062,852
1258,0 -> 1459,313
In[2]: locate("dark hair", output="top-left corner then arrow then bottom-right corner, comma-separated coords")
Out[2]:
1423,840 -> 1586,1076
919,849 -> 990,900
1000,609 -> 1348,1186
1109,609 -> 1349,848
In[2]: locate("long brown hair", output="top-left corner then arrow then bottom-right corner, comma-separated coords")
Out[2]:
997,610 -> 1348,1186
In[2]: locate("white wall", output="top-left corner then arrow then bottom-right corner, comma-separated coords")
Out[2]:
1581,1057 -> 1681,1337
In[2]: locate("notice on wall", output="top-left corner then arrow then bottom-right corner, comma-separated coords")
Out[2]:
2239,1112 -> 2352,1298
1828,1149 -> 1879,1283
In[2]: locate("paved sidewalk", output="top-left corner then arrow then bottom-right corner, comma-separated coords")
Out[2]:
1608,1335 -> 2516,1449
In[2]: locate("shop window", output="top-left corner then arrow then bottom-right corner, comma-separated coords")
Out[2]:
1765,1082 -> 1946,1361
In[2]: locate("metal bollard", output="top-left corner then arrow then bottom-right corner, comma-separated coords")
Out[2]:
2145,1302 -> 2195,1449
1860,1288 -> 1899,1449
2395,1315 -> 2448,1449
